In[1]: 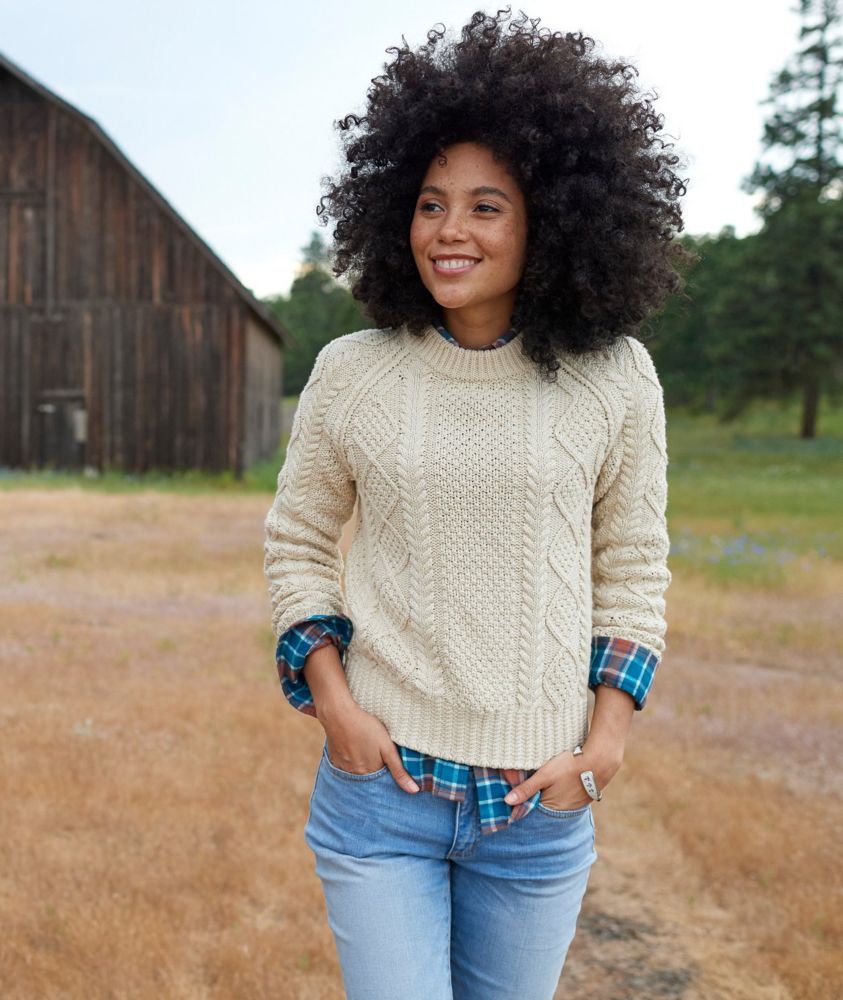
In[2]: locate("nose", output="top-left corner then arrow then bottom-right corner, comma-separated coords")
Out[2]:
437,208 -> 469,242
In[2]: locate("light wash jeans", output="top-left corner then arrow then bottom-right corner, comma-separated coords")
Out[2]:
304,739 -> 598,1000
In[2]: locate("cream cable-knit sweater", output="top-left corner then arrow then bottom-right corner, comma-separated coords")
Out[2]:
263,323 -> 671,769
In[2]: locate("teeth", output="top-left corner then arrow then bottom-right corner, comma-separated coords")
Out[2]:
434,258 -> 478,269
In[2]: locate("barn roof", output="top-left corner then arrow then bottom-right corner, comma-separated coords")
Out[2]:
0,50 -> 289,346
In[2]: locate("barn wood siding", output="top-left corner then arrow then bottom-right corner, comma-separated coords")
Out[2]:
88,302 -> 245,474
0,72 -> 47,306
0,307 -> 25,464
243,314 -> 283,469
1,60 -> 284,475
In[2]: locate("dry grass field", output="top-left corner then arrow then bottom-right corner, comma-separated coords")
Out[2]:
0,486 -> 840,999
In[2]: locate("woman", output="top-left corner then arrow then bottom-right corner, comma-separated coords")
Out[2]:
263,9 -> 692,998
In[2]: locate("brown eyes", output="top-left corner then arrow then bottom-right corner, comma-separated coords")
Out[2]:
418,202 -> 500,214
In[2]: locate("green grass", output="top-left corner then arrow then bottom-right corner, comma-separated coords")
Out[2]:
666,397 -> 843,583
0,446 -> 286,495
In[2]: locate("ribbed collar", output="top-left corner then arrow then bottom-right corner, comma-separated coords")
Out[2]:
403,322 -> 533,382
434,321 -> 519,351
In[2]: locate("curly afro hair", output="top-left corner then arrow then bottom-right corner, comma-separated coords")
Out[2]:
317,6 -> 696,379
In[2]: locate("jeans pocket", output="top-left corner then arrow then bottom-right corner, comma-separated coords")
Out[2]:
535,799 -> 592,819
321,741 -> 390,781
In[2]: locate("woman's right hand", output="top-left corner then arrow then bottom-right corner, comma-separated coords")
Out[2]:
322,702 -> 421,794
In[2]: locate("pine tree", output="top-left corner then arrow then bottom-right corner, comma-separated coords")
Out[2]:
740,0 -> 843,437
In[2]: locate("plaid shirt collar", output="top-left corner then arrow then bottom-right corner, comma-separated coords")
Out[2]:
433,321 -> 519,351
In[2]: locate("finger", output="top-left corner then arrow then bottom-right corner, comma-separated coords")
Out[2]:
383,747 -> 420,793
504,780 -> 535,805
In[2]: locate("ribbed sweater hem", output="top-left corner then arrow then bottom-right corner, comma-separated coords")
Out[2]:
345,648 -> 590,771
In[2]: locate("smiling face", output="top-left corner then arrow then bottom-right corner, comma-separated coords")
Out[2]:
409,141 -> 528,338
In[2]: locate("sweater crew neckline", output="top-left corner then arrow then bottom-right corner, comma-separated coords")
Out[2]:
404,323 -> 535,382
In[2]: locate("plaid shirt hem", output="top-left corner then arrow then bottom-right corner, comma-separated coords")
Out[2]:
275,614 -> 658,835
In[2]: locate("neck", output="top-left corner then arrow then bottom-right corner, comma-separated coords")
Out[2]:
440,302 -> 515,349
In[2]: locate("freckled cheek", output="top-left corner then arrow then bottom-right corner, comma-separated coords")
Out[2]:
488,231 -> 527,280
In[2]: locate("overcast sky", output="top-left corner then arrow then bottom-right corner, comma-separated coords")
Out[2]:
2,0 -> 804,298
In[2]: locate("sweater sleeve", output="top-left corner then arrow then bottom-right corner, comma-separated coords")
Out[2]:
590,336 -> 671,663
263,340 -> 357,640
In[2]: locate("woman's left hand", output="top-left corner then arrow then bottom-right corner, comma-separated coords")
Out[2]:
503,741 -> 623,810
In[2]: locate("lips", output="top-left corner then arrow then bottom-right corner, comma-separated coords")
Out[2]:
431,256 -> 480,275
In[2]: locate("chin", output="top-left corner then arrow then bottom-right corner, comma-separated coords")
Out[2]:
428,289 -> 474,310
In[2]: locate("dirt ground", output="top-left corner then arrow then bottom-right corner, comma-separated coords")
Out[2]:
0,489 -> 839,999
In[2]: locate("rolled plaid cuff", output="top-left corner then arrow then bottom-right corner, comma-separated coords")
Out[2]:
275,614 -> 354,717
589,635 -> 659,710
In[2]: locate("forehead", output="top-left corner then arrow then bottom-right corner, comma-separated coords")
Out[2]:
420,142 -> 517,187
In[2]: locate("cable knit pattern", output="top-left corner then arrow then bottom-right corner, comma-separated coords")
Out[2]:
263,323 -> 671,769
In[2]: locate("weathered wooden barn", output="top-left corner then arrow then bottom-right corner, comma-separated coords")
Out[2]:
0,52 -> 289,476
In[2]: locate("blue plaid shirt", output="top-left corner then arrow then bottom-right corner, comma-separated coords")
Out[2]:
275,321 -> 660,836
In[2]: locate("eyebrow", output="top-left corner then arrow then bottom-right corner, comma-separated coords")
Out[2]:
419,184 -> 513,205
